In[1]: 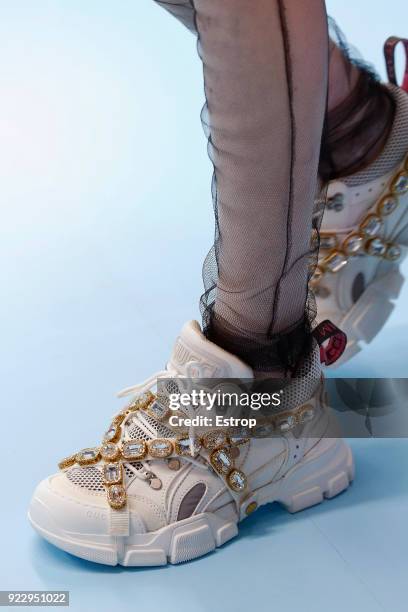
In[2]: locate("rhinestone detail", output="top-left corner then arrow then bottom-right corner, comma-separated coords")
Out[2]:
366,237 -> 387,257
148,439 -> 173,458
391,171 -> 408,195
103,462 -> 122,485
76,448 -> 101,465
320,234 -> 338,250
104,424 -> 121,443
175,437 -> 202,457
360,214 -> 383,238
277,415 -> 297,432
378,195 -> 398,216
343,233 -> 364,255
58,391 -> 329,510
122,440 -> 147,460
101,442 -> 120,461
210,448 -> 233,475
227,469 -> 247,492
107,484 -> 126,509
314,154 -> 408,286
324,251 -> 348,273
147,400 -> 169,421
385,244 -> 401,261
298,406 -> 315,424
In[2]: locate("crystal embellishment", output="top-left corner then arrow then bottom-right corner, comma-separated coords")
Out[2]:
320,234 -> 338,250
227,469 -> 247,492
210,448 -> 233,475
107,484 -> 126,509
324,251 -> 348,273
386,244 -> 401,261
228,434 -> 250,446
101,442 -> 120,461
277,415 -> 297,432
298,406 -> 315,424
343,233 -> 364,255
175,437 -> 202,457
147,400 -> 169,421
148,439 -> 173,458
103,462 -> 122,485
366,238 -> 387,257
378,195 -> 398,216
76,448 -> 100,465
391,171 -> 408,195
313,156 -> 408,288
122,440 -> 147,460
360,215 -> 383,238
104,424 -> 120,443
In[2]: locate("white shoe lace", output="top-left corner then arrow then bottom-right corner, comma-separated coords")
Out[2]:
116,367 -> 206,465
117,367 -> 178,398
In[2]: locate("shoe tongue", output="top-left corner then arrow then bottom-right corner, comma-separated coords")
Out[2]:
168,321 -> 253,379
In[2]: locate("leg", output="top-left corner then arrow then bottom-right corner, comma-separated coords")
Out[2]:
155,0 -> 329,372
29,2 -> 356,566
155,4 -> 398,184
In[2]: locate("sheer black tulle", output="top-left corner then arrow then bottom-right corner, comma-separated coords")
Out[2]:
154,0 -> 329,373
197,106 -> 323,373
319,19 -> 396,181
153,3 -> 394,373
200,186 -> 327,373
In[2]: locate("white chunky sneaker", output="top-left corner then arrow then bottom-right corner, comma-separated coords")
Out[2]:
29,320 -> 353,566
314,38 -> 408,365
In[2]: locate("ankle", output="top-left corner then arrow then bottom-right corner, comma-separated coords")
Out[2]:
205,313 -> 315,376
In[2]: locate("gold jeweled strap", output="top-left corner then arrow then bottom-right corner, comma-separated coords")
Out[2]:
58,394 -> 316,510
312,154 -> 408,288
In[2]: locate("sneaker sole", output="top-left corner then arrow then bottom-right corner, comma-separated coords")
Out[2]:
28,438 -> 354,566
330,264 -> 405,366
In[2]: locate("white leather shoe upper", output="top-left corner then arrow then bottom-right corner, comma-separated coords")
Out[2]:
315,85 -> 408,363
30,319 -> 325,544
